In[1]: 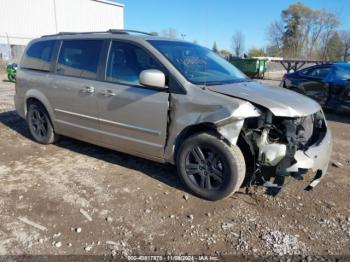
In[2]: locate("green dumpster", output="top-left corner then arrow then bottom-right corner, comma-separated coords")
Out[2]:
230,58 -> 268,79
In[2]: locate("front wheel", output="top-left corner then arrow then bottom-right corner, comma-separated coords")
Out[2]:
176,132 -> 246,201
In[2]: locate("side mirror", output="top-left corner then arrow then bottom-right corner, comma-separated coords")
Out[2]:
139,69 -> 166,89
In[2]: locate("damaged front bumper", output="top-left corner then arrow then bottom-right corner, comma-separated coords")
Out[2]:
286,128 -> 332,189
252,110 -> 333,190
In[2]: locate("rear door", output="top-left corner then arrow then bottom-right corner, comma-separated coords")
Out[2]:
298,66 -> 331,105
96,40 -> 170,159
49,39 -> 104,142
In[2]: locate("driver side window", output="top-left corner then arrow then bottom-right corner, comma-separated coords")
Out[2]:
106,41 -> 163,85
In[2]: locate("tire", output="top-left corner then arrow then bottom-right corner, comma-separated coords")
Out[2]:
27,102 -> 58,144
176,132 -> 246,201
8,73 -> 15,82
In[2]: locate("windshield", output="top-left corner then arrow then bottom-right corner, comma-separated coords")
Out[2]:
148,40 -> 248,85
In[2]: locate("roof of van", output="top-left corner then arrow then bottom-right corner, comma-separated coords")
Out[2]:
39,29 -> 182,42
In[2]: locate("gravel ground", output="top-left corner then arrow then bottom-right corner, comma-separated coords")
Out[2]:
0,79 -> 349,260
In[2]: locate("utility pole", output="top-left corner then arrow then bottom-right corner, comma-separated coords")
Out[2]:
53,0 -> 58,33
181,34 -> 186,40
6,32 -> 11,61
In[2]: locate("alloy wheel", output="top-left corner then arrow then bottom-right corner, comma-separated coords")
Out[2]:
30,109 -> 48,139
185,146 -> 225,191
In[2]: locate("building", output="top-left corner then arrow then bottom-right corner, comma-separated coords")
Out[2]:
0,0 -> 124,61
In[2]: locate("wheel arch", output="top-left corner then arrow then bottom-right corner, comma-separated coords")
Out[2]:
25,90 -> 56,129
173,122 -> 231,163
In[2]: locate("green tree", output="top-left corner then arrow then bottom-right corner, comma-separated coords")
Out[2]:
212,41 -> 219,53
267,3 -> 340,59
219,49 -> 231,59
281,3 -> 312,58
248,48 -> 266,57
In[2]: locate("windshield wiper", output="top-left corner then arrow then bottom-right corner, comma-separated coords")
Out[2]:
204,81 -> 226,86
204,79 -> 251,86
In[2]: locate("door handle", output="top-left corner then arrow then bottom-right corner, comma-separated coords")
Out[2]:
80,86 -> 95,94
100,90 -> 116,97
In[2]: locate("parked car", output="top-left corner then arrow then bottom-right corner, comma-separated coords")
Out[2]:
14,30 -> 332,200
281,63 -> 350,113
6,63 -> 17,82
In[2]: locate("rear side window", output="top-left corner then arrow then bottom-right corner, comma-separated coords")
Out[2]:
21,40 -> 56,71
57,40 -> 103,80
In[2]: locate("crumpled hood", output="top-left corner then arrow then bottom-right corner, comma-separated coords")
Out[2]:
207,81 -> 321,117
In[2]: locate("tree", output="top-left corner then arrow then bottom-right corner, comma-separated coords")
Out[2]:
323,32 -> 344,61
231,31 -> 245,57
281,3 -> 313,58
248,48 -> 266,57
267,21 -> 284,56
340,30 -> 350,61
219,49 -> 231,59
212,42 -> 219,53
266,3 -> 340,60
265,45 -> 282,57
318,11 -> 340,60
161,28 -> 179,39
149,32 -> 159,36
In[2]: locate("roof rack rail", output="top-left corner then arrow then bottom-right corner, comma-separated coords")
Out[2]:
41,29 -> 153,38
107,29 -> 153,36
41,31 -> 106,37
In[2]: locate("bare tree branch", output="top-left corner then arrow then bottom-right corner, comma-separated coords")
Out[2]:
231,31 -> 245,57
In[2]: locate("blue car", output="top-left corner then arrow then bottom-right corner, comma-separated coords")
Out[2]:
281,62 -> 350,113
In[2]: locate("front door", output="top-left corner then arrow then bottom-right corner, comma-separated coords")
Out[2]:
299,66 -> 331,105
96,41 -> 170,159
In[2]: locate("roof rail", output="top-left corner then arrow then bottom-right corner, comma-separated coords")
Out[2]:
41,29 -> 153,38
107,29 -> 153,36
41,31 -> 106,37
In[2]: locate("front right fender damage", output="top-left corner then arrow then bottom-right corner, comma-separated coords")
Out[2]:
164,88 -> 261,164
164,87 -> 332,193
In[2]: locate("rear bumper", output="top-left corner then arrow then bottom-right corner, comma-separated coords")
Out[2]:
14,93 -> 25,119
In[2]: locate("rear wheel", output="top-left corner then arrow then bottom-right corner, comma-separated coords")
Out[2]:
176,132 -> 246,201
8,73 -> 15,82
27,102 -> 58,144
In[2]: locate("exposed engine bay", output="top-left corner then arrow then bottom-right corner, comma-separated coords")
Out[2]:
241,109 -> 328,183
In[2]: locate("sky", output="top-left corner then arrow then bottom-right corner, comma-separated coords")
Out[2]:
116,0 -> 350,52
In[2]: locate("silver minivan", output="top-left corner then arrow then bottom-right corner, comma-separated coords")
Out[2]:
15,30 -> 332,200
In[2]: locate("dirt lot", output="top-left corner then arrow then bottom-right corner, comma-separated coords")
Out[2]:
0,79 -> 349,260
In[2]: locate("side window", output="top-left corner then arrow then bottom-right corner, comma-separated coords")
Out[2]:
106,41 -> 163,85
21,40 -> 56,71
57,40 -> 103,80
301,67 -> 330,79
333,66 -> 350,80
